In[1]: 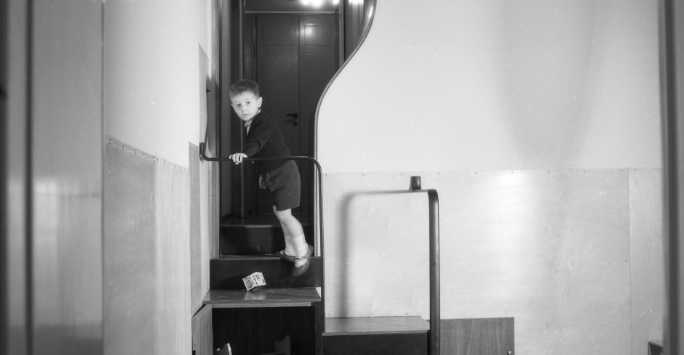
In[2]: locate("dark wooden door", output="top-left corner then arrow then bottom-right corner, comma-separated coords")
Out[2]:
243,12 -> 338,219
257,15 -> 302,155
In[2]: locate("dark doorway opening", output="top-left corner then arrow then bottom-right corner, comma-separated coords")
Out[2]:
219,0 -> 374,254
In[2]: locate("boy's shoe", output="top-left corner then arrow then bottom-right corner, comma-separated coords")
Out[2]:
278,244 -> 313,277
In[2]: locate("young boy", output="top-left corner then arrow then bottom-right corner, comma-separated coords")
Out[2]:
227,79 -> 312,275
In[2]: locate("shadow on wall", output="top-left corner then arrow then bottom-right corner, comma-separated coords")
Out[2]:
498,1 -> 593,162
334,189 -> 430,317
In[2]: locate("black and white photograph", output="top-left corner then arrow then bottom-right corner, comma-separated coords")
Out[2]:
1,0 -> 683,354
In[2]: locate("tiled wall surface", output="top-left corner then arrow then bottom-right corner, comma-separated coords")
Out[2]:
323,169 -> 664,355
104,139 -> 191,355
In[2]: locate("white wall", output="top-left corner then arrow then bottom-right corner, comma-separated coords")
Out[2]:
319,0 -> 660,172
318,1 -> 664,354
102,2 -> 218,355
104,0 -> 201,168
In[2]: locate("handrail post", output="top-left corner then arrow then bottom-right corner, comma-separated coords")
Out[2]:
427,189 -> 440,355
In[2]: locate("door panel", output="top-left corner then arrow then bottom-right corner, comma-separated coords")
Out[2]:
298,15 -> 337,220
300,15 -> 337,155
254,15 -> 300,216
242,12 -> 338,219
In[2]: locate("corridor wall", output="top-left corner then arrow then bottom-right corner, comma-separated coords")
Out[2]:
318,1 -> 664,354
102,1 -> 219,355
31,1 -> 104,355
5,1 -> 219,355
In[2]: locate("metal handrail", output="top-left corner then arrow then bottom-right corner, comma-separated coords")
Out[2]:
198,143 -> 324,258
408,187 -> 440,355
427,189 -> 440,355
200,143 -> 439,355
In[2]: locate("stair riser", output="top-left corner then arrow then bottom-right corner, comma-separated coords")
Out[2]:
220,224 -> 315,255
214,308 -> 316,355
211,257 -> 323,289
323,333 -> 428,355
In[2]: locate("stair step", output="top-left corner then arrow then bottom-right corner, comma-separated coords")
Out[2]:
211,255 -> 322,289
323,317 -> 429,355
324,317 -> 429,335
220,223 -> 314,255
204,288 -> 321,309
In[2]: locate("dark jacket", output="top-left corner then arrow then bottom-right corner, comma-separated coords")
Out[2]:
244,114 -> 291,173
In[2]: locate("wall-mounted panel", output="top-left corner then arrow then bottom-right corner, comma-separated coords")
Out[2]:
104,139 -> 193,355
104,141 -> 156,355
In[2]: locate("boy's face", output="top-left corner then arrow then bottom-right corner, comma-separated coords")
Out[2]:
230,91 -> 263,122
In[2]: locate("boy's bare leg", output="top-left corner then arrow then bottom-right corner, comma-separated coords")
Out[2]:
274,206 -> 297,255
279,221 -> 297,256
273,207 -> 308,265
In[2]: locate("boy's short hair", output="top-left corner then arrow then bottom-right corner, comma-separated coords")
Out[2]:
229,79 -> 260,98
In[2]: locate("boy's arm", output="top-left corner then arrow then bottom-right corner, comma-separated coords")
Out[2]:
244,118 -> 275,157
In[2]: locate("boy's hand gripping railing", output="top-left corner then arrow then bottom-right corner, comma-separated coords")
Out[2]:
198,143 -> 325,257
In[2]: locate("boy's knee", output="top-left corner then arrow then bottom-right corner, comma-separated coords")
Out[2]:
273,207 -> 292,219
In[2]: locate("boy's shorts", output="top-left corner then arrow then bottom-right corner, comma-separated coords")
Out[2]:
262,160 -> 301,211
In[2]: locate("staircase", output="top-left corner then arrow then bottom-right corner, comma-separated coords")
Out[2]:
208,231 -> 430,355
200,146 -> 439,355
208,214 -> 325,353
219,215 -> 314,255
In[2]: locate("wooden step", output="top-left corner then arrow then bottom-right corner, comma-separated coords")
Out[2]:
220,223 -> 314,255
211,255 -> 322,289
323,317 -> 429,355
204,287 -> 321,309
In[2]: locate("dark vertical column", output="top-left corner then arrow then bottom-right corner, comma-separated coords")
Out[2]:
31,0 -> 103,354
220,0 -> 234,221
215,0 -> 231,256
662,0 -> 684,353
343,0 -> 374,60
0,0 -> 9,352
428,190 -> 440,355
3,0 -> 30,354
